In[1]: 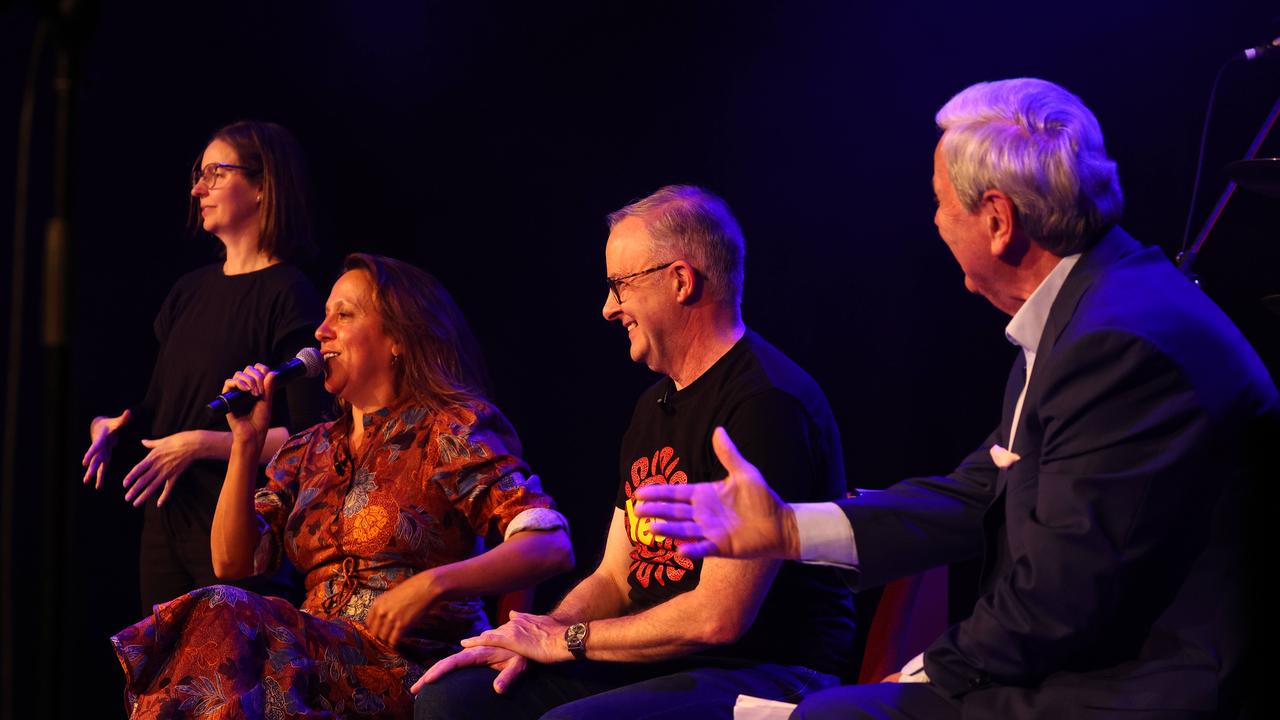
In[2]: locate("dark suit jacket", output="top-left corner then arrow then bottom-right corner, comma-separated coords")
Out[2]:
841,228 -> 1278,718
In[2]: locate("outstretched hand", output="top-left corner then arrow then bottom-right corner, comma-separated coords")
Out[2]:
634,427 -> 800,560
82,409 -> 131,489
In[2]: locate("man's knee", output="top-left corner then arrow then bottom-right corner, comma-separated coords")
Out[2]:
793,685 -> 865,720
414,667 -> 501,720
792,683 -> 957,720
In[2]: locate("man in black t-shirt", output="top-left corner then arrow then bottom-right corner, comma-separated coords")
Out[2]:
414,185 -> 855,720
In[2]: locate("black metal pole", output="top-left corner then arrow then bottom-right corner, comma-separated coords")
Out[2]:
1177,94 -> 1280,275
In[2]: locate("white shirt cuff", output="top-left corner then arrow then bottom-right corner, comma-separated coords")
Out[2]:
792,502 -> 858,568
504,507 -> 569,540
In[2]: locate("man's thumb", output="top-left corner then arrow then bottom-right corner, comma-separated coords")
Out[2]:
711,427 -> 749,475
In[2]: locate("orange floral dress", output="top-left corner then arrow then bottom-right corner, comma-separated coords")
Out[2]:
112,401 -> 556,719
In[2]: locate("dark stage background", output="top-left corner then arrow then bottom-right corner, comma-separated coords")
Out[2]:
2,1 -> 1277,717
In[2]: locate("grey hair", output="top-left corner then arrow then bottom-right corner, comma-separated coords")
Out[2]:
607,185 -> 745,306
935,78 -> 1124,255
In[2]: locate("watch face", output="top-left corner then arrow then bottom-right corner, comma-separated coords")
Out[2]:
566,623 -> 587,643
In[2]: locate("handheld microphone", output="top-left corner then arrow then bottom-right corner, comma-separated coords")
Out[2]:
207,347 -> 325,417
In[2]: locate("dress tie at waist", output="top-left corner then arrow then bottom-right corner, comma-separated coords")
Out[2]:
314,556 -> 407,619
318,556 -> 361,615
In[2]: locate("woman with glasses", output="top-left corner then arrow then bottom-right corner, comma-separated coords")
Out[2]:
81,120 -> 328,613
112,254 -> 573,719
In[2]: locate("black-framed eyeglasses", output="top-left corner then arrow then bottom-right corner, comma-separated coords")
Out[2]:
191,162 -> 260,190
606,262 -> 674,304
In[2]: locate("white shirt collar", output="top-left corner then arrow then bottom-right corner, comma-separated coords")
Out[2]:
1005,254 -> 1081,354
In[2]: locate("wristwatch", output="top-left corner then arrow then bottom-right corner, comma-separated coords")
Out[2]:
564,622 -> 588,660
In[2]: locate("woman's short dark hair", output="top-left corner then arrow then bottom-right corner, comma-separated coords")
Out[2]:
341,253 -> 492,412
191,120 -> 316,262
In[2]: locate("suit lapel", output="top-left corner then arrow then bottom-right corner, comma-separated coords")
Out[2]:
994,351 -> 1027,498
983,228 -> 1143,592
1018,227 -> 1141,452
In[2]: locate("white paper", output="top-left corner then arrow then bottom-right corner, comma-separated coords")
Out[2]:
733,694 -> 797,720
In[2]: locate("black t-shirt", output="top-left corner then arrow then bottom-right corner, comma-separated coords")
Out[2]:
614,329 -> 855,677
133,262 -> 328,517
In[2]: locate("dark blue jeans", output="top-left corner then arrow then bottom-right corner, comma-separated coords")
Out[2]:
414,657 -> 838,720
789,682 -> 959,720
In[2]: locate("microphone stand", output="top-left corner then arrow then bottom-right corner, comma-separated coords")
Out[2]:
1177,93 -> 1280,276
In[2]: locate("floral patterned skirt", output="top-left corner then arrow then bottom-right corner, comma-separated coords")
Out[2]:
111,585 -> 428,719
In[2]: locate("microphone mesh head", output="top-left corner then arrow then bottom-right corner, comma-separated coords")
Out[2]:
296,347 -> 326,378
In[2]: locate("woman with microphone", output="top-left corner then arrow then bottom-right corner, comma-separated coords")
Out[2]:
80,121 -> 327,612
112,254 -> 573,719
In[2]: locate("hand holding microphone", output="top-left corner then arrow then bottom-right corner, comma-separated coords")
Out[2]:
214,348 -> 325,452
208,347 -> 325,417
220,363 -> 281,456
